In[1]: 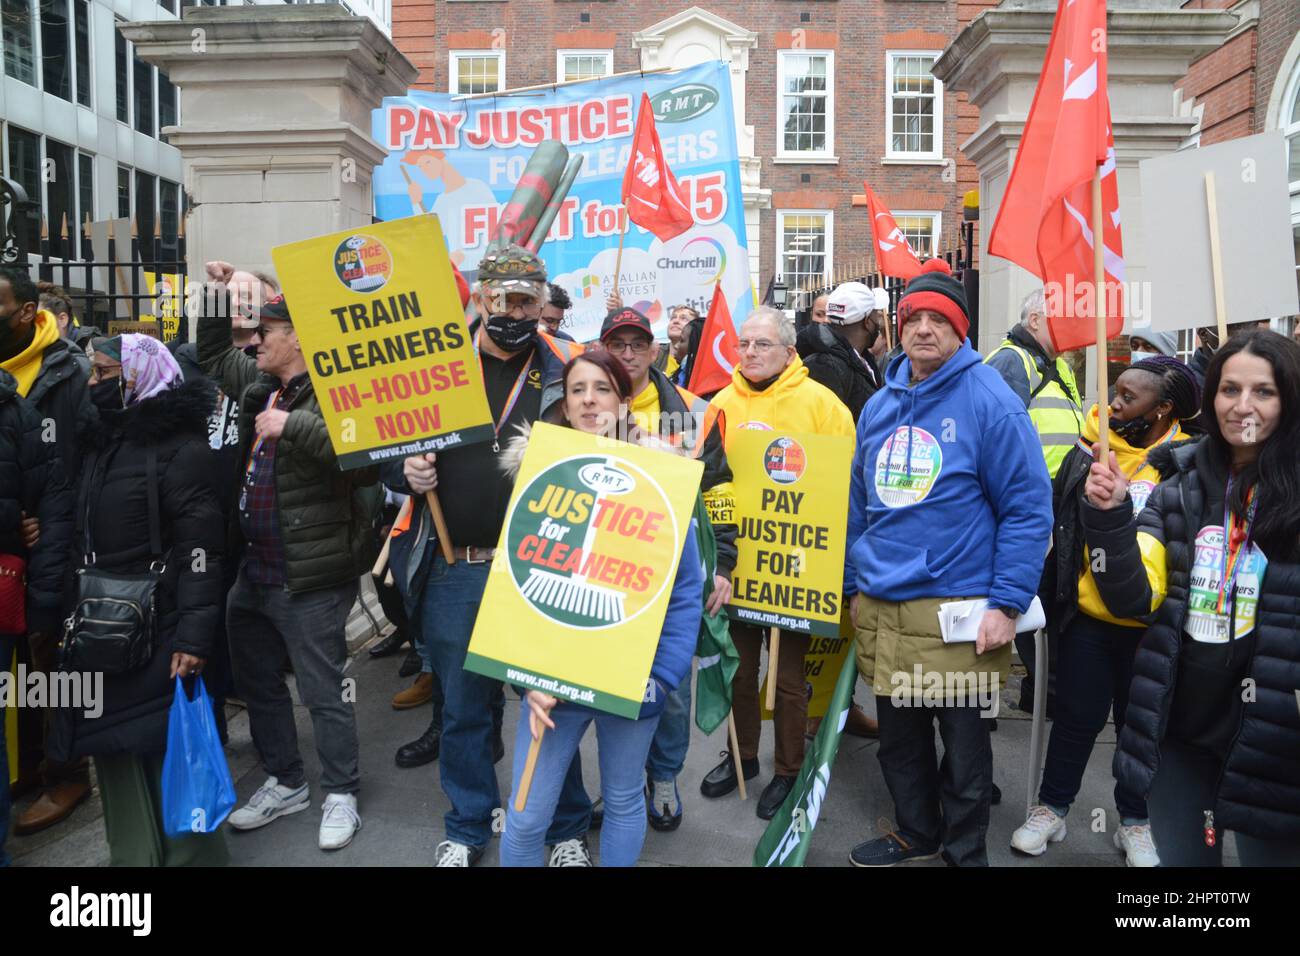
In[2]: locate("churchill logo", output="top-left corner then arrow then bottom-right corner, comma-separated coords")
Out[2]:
650,83 -> 719,123
507,455 -> 679,630
334,234 -> 392,294
658,237 -> 727,285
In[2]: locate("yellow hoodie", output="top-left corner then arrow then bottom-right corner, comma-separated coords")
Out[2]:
1076,404 -> 1184,627
0,309 -> 59,397
710,354 -> 854,446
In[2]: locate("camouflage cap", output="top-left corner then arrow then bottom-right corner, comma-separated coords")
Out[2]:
477,244 -> 548,288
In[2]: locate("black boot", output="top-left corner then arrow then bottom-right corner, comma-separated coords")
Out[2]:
369,629 -> 409,659
756,775 -> 796,820
395,718 -> 441,768
397,647 -> 422,679
700,751 -> 759,799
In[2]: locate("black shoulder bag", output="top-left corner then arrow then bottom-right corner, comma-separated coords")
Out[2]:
61,448 -> 167,675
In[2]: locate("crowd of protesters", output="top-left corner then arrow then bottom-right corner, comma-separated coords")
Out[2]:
0,243 -> 1297,871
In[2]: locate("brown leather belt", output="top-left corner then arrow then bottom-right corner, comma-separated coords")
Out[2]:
451,546 -> 497,564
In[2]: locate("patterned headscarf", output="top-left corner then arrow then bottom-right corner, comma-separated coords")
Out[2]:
114,333 -> 183,405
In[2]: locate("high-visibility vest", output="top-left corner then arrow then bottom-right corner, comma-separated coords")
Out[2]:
985,341 -> 1083,478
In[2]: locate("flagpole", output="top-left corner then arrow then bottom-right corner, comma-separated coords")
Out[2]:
765,627 -> 781,712
613,207 -> 628,298
1092,168 -> 1109,464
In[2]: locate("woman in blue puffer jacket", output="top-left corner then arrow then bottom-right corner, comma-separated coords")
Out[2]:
498,351 -> 704,867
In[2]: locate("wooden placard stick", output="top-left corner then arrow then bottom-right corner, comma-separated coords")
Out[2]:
426,490 -> 456,565
372,496 -> 413,578
1204,171 -> 1229,348
514,725 -> 545,812
728,710 -> 748,801
613,207 -> 628,297
1092,169 -> 1110,463
765,626 -> 781,712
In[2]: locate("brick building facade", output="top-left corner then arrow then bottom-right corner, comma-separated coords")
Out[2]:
390,1 -> 998,301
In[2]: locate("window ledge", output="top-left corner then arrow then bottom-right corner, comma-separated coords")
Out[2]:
881,156 -> 946,166
772,156 -> 840,165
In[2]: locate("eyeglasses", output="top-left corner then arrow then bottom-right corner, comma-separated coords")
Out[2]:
89,363 -> 122,383
605,339 -> 651,355
736,339 -> 779,354
254,324 -> 294,339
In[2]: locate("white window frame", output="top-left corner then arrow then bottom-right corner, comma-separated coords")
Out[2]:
556,49 -> 612,84
776,50 -> 835,161
449,49 -> 505,98
891,210 -> 942,260
776,210 -> 834,309
885,50 -> 943,162
71,0 -> 93,110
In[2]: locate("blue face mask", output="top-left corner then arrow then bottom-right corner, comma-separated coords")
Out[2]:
1129,349 -> 1158,364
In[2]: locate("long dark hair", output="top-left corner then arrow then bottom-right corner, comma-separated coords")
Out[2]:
1201,330 -> 1300,548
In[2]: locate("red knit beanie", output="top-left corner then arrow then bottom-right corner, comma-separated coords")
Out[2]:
896,259 -> 970,341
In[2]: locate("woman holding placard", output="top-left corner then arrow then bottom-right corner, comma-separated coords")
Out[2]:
1079,331 -> 1300,866
1011,355 -> 1200,866
498,352 -> 704,867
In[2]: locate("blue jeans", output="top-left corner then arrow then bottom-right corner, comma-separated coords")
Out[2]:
502,704 -> 661,867
645,675 -> 692,782
0,634 -> 13,867
1038,613 -> 1147,822
419,554 -> 499,848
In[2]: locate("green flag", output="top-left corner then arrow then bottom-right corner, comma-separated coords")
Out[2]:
752,650 -> 858,867
691,493 -> 738,735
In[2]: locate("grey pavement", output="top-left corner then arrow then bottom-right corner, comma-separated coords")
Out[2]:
7,641 -> 1240,867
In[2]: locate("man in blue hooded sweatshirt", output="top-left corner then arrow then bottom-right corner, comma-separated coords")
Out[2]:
844,260 -> 1052,868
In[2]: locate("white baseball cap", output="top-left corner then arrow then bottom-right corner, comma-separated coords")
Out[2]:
872,287 -> 890,312
825,282 -> 875,326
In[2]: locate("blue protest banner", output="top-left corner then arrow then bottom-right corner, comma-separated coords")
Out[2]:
372,61 -> 753,344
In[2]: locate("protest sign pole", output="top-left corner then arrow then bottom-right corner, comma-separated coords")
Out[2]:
426,491 -> 456,565
727,711 -> 748,801
613,208 -> 628,296
1204,171 -> 1229,347
1092,169 -> 1110,463
514,725 -> 545,812
372,497 -> 413,579
765,627 -> 780,712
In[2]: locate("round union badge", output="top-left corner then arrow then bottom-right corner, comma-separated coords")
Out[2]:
334,234 -> 392,293
874,426 -> 943,508
763,437 -> 807,485
505,455 -> 679,631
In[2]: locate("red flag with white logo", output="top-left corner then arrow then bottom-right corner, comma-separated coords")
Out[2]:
863,184 -> 924,280
987,0 -> 1124,351
621,93 -> 695,242
686,282 -> 739,398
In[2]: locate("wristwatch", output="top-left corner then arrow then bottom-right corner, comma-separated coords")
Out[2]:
991,605 -> 1019,621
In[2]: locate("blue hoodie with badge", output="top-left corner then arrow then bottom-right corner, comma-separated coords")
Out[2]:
844,339 -> 1052,612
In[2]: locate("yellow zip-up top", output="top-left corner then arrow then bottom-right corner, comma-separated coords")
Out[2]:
710,354 -> 854,444
1076,404 -> 1182,627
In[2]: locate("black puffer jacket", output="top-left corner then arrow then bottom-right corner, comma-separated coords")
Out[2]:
1083,439 -> 1300,840
28,335 -> 97,484
49,378 -> 226,760
795,322 -> 879,423
0,369 -> 75,633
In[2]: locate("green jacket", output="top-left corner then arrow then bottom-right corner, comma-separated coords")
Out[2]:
197,306 -> 381,592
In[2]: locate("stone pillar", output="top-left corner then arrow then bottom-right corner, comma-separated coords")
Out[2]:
122,6 -> 418,281
933,0 -> 1238,389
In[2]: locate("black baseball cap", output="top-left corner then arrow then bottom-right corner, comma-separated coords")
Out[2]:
600,306 -> 653,341
256,295 -> 293,325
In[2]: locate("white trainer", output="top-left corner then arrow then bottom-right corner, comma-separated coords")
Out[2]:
547,837 -> 593,867
318,793 -> 361,851
1010,805 -> 1067,856
227,776 -> 310,831
1114,822 -> 1160,867
434,840 -> 481,867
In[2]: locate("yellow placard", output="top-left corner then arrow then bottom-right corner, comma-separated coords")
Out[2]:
761,607 -> 855,721
144,272 -> 183,341
466,423 -> 703,718
726,429 -> 853,637
270,215 -> 493,469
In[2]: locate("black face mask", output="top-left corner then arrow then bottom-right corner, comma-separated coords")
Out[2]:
1109,412 -> 1155,445
89,378 -> 124,411
484,314 -> 538,352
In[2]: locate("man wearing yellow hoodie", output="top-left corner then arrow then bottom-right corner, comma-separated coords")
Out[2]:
0,266 -> 95,835
698,306 -> 854,819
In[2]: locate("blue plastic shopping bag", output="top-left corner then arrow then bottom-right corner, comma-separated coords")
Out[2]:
161,675 -> 236,836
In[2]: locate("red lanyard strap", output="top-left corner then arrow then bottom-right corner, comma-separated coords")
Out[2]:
245,388 -> 283,480
1216,477 -> 1257,615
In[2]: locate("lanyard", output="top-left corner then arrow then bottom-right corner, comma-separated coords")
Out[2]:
244,388 -> 283,482
474,343 -> 534,453
1216,476 -> 1258,615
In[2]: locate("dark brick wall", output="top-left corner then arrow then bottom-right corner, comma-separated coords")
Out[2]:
389,1 -> 995,291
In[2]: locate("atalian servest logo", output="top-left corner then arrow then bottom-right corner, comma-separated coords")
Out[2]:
874,426 -> 943,507
764,437 -> 807,485
334,234 -> 392,293
506,455 -> 679,630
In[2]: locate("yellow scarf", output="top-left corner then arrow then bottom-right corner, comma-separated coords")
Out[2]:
1,310 -> 59,397
630,380 -> 660,434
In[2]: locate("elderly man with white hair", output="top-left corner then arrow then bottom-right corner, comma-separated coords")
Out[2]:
698,306 -> 854,820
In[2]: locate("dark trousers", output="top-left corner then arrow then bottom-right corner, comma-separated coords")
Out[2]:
733,624 -> 811,776
1148,739 -> 1300,866
1,633 -> 12,866
227,568 -> 361,794
1038,613 -> 1146,820
875,694 -> 993,867
20,629 -> 89,787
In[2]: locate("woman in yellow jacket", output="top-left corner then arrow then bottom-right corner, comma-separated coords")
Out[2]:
697,306 -> 854,820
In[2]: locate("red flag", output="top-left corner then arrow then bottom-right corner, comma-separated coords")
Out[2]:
863,184 -> 924,280
621,93 -> 694,242
987,0 -> 1124,351
686,282 -> 739,397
